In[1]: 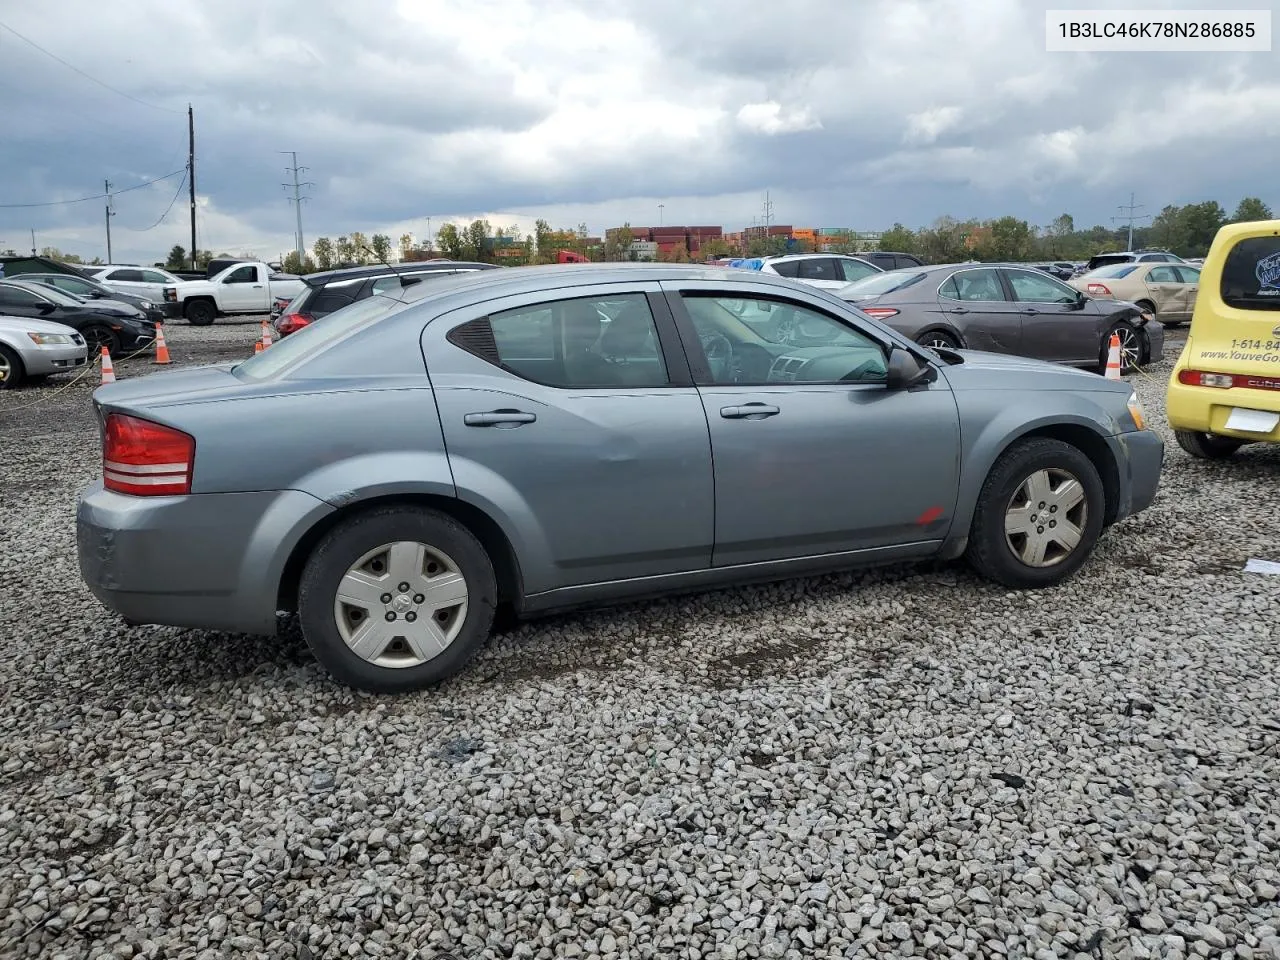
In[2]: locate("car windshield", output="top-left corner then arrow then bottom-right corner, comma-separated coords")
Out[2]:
1086,264 -> 1141,279
233,294 -> 406,380
838,271 -> 929,298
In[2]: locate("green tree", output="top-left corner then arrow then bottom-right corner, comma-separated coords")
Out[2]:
164,245 -> 187,270
463,219 -> 493,261
398,233 -> 414,258
915,216 -> 975,264
1175,201 -> 1226,257
347,232 -> 370,264
436,223 -> 464,260
1041,214 -> 1075,257
973,216 -> 1035,262
312,237 -> 335,270
39,246 -> 83,264
877,223 -> 917,254
371,233 -> 393,264
698,237 -> 732,260
335,235 -> 355,265
194,250 -> 216,268
281,251 -> 317,274
658,242 -> 692,263
1230,196 -> 1273,223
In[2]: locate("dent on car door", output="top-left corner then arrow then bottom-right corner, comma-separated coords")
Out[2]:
937,268 -> 1022,353
421,283 -> 715,594
1174,265 -> 1201,321
661,281 -> 961,567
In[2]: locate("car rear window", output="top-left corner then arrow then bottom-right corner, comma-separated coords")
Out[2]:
233,295 -> 403,380
1086,264 -> 1140,279
1087,254 -> 1132,270
1220,236 -> 1280,311
838,271 -> 929,298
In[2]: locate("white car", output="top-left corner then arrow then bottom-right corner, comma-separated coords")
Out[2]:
756,254 -> 884,290
0,314 -> 88,389
85,265 -> 185,304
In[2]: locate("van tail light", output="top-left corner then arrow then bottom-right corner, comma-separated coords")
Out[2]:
103,413 -> 195,496
862,307 -> 900,320
277,312 -> 314,336
1178,369 -> 1280,391
1086,283 -> 1112,295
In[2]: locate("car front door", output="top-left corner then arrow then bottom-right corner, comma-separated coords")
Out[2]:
1001,267 -> 1096,364
661,281 -> 961,568
937,267 -> 1024,353
137,269 -> 176,302
0,283 -> 48,318
423,282 -> 714,594
219,264 -> 265,311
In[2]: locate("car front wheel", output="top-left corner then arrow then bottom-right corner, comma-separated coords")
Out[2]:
966,437 -> 1106,588
1100,320 -> 1143,373
0,344 -> 24,390
298,506 -> 497,692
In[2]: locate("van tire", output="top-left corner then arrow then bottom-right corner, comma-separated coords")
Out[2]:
1174,430 -> 1245,460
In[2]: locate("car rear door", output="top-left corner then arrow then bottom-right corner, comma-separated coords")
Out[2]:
937,267 -> 1024,353
422,281 -> 715,594
1173,265 -> 1202,322
1142,265 -> 1186,320
793,257 -> 846,289
136,269 -> 174,302
661,279 -> 961,567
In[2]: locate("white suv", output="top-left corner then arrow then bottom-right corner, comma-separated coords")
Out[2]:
757,254 -> 883,290
84,265 -> 186,303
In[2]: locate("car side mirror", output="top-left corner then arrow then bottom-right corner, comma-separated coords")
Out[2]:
1072,290 -> 1087,309
38,302 -> 56,314
885,345 -> 937,390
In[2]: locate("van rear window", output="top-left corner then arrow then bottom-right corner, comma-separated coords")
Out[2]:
1221,236 -> 1280,311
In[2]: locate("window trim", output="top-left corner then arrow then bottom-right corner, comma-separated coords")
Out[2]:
937,267 -> 1010,304
1001,267 -> 1080,304
445,289 -> 693,390
662,287 -> 893,388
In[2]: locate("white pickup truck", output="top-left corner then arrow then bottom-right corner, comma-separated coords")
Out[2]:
176,261 -> 307,326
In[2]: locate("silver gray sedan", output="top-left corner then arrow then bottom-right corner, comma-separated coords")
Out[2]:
0,315 -> 88,389
76,264 -> 1164,692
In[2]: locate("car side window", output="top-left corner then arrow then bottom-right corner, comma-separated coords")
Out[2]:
107,269 -> 144,282
0,286 -> 43,306
768,260 -> 801,278
939,268 -> 1005,302
680,293 -> 887,386
796,258 -> 839,281
836,258 -> 878,282
462,293 -> 669,388
1006,270 -> 1076,303
225,265 -> 257,284
1174,266 -> 1201,284
140,270 -> 171,283
1147,266 -> 1179,283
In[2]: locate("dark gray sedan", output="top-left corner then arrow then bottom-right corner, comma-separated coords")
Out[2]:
836,263 -> 1164,373
76,263 -> 1163,693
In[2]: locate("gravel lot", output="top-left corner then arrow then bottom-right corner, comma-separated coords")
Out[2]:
2,320 -> 1278,960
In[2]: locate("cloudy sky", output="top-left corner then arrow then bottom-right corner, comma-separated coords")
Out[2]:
1,0 -> 1275,263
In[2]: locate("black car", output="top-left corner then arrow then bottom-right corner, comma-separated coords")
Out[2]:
21,272 -> 176,323
0,279 -> 156,355
274,260 -> 499,336
852,250 -> 926,270
835,262 -> 1163,373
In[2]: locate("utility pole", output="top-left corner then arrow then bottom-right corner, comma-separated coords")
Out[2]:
104,180 -> 115,262
658,203 -> 664,226
30,228 -> 36,256
1112,192 -> 1150,251
762,191 -> 774,233
188,105 -> 198,270
280,151 -> 314,265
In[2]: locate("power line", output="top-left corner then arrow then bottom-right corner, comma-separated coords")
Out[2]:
280,151 -> 315,263
1111,192 -> 1151,251
121,169 -> 188,232
0,19 -> 181,114
0,170 -> 185,208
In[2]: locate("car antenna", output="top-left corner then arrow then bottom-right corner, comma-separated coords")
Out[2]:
359,243 -> 422,288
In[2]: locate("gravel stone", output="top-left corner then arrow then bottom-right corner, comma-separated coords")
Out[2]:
1,325 -> 1278,958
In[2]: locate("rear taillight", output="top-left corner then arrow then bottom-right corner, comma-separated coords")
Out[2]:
277,313 -> 314,335
862,307 -> 900,320
1086,283 -> 1111,295
103,413 -> 195,496
1178,369 -> 1280,391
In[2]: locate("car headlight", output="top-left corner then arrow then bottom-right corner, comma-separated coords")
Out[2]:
1126,391 -> 1147,430
142,301 -> 154,309
26,332 -> 75,345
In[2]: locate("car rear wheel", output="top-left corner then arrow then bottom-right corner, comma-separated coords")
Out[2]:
82,324 -> 121,356
917,330 -> 961,351
1100,320 -> 1142,373
1174,430 -> 1245,460
0,344 -> 25,390
184,299 -> 216,326
966,437 -> 1105,588
298,507 -> 497,692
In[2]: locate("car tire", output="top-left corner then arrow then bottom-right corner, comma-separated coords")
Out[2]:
1174,430 -> 1245,460
966,437 -> 1106,589
0,344 -> 25,390
1099,319 -> 1142,373
297,506 -> 498,693
185,300 -> 216,326
82,324 -> 121,357
917,330 -> 962,351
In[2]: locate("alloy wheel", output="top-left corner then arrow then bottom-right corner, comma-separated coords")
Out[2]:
332,540 -> 470,668
1003,467 -> 1088,567
1114,326 -> 1141,372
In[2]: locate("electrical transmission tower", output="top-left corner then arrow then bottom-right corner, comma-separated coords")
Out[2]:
1112,192 -> 1151,251
280,151 -> 315,265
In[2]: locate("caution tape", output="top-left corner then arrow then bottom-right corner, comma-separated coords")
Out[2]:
0,341 -> 158,414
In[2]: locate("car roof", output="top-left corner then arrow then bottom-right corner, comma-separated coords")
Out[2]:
305,261 -> 497,286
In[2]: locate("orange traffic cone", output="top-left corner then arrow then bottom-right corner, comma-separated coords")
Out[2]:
152,323 -> 171,365
1104,333 -> 1123,380
254,341 -> 264,354
100,346 -> 116,384
260,319 -> 273,349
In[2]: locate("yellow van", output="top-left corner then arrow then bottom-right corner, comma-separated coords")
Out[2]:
1167,219 -> 1280,458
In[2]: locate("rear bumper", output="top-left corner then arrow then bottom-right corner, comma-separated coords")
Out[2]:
1111,428 -> 1164,522
1167,378 -> 1280,441
76,482 -> 335,636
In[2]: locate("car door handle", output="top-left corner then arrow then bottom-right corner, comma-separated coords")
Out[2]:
1189,286 -> 1198,292
463,409 -> 537,427
949,306 -> 969,314
1021,308 -> 1039,315
721,403 -> 780,420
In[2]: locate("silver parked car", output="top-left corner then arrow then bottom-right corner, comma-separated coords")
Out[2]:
76,264 -> 1164,692
0,315 -> 88,389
